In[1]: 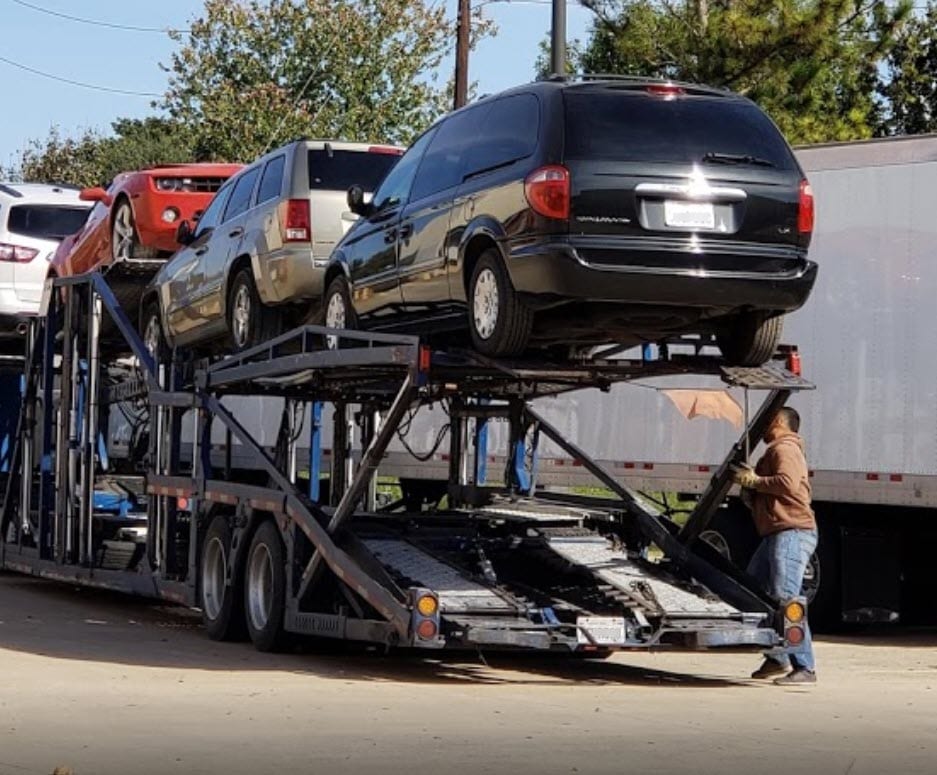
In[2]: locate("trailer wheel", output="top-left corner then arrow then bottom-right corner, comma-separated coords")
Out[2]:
323,276 -> 357,350
718,313 -> 784,366
227,268 -> 281,352
468,249 -> 533,357
200,514 -> 246,641
244,520 -> 288,652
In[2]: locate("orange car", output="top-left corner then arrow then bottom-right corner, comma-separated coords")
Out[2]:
50,163 -> 242,279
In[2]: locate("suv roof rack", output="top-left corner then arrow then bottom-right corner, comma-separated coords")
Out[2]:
0,183 -> 23,198
540,72 -> 731,95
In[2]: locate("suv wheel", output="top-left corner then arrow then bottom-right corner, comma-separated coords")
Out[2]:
112,201 -> 158,262
468,249 -> 533,357
323,276 -> 356,350
719,313 -> 784,367
227,268 -> 281,352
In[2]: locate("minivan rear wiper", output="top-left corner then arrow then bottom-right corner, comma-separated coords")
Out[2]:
701,152 -> 776,168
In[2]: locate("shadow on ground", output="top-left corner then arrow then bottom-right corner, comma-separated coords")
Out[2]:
0,573 -> 749,688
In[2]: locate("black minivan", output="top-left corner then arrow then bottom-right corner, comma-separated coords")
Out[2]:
323,77 -> 818,364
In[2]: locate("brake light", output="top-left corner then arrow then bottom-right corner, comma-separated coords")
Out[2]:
285,199 -> 311,242
798,179 -> 814,234
0,243 -> 39,263
524,165 -> 570,220
368,145 -> 404,156
646,84 -> 685,98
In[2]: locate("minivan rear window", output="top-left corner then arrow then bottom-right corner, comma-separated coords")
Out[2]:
564,91 -> 796,170
307,150 -> 400,192
7,205 -> 90,241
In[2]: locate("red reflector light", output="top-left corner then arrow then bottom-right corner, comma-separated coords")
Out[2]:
524,165 -> 570,220
786,625 -> 805,646
646,84 -> 685,98
418,345 -> 432,373
798,179 -> 814,234
177,497 -> 189,511
368,145 -> 404,156
787,350 -> 802,376
416,619 -> 438,640
285,199 -> 311,242
0,243 -> 39,263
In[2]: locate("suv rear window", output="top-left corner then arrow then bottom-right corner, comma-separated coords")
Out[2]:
564,91 -> 796,170
6,205 -> 89,241
307,150 -> 400,192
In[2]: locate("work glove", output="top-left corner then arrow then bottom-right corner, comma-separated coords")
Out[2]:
730,462 -> 761,490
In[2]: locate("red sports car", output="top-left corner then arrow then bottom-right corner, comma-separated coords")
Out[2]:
50,163 -> 242,279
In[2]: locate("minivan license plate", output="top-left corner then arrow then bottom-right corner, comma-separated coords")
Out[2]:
664,200 -> 715,230
576,616 -> 626,646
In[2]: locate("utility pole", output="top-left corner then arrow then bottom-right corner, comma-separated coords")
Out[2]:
551,0 -> 566,76
454,0 -> 470,109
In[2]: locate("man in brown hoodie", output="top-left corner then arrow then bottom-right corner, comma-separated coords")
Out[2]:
732,406 -> 818,685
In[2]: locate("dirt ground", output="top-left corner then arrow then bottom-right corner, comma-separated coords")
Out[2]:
0,572 -> 935,775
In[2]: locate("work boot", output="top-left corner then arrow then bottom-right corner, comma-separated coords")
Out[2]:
774,669 -> 817,686
751,658 -> 788,679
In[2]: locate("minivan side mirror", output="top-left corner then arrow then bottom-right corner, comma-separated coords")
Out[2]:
176,220 -> 195,246
79,187 -> 112,207
347,185 -> 373,217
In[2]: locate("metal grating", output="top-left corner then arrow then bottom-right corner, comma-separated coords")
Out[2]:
546,536 -> 739,617
363,539 -> 520,614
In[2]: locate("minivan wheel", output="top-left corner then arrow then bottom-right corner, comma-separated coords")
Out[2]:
323,276 -> 357,350
719,313 -> 784,367
468,249 -> 533,357
244,520 -> 288,652
227,268 -> 281,352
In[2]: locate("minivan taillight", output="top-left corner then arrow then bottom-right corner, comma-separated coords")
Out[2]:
524,165 -> 570,220
0,243 -> 39,263
285,199 -> 311,242
798,179 -> 814,234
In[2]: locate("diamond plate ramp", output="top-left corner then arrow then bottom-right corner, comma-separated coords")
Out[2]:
546,536 -> 739,617
363,539 -> 520,615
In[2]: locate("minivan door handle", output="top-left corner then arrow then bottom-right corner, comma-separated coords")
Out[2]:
228,227 -> 244,238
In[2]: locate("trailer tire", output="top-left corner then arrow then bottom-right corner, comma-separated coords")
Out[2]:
244,520 -> 289,652
808,517 -> 842,632
719,313 -> 784,366
200,515 -> 246,641
468,249 -> 533,357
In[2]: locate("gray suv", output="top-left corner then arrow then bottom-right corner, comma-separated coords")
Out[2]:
141,139 -> 403,354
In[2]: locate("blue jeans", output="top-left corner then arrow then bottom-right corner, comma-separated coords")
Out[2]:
746,528 -> 818,671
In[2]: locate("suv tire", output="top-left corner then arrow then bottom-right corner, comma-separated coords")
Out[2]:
719,313 -> 783,367
323,276 -> 357,350
227,268 -> 281,352
468,249 -> 533,357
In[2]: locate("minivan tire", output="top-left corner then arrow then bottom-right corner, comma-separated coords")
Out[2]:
227,268 -> 281,352
719,313 -> 784,367
468,249 -> 533,357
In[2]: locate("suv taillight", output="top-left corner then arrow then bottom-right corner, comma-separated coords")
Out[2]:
284,199 -> 311,242
798,179 -> 814,234
524,165 -> 570,220
0,243 -> 39,263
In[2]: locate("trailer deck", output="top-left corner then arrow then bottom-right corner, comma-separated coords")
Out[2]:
0,273 -> 813,654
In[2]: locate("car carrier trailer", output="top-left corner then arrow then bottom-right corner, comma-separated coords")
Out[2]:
0,272 -> 811,655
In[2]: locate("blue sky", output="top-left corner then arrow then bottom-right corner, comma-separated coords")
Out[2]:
0,0 -> 593,172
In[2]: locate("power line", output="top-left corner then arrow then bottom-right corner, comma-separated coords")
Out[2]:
0,55 -> 161,97
8,0 -> 189,34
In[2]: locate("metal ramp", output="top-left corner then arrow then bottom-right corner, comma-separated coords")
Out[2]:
544,535 -> 739,618
363,538 -> 522,615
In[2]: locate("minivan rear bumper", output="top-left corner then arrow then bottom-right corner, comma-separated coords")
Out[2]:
505,238 -> 817,313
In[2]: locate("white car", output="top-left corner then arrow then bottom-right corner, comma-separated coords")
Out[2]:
0,183 -> 91,328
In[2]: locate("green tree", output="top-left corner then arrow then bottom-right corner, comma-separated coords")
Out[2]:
6,118 -> 195,188
163,0 -> 490,162
577,0 -> 911,144
880,2 -> 937,135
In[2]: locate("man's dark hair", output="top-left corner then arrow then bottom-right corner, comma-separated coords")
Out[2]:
779,407 -> 801,432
